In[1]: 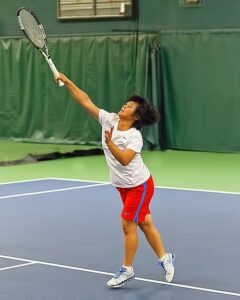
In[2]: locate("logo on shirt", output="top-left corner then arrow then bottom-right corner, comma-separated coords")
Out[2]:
104,120 -> 114,129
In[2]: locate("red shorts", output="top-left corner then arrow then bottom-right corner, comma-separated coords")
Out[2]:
116,176 -> 154,223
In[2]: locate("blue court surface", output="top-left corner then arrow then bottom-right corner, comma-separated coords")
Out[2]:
0,178 -> 239,300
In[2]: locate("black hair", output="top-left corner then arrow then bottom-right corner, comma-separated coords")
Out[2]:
126,95 -> 160,130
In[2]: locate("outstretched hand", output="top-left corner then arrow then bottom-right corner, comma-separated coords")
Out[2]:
55,72 -> 69,85
104,127 -> 114,145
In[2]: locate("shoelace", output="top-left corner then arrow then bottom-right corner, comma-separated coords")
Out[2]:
162,260 -> 170,271
114,267 -> 127,279
159,257 -> 171,274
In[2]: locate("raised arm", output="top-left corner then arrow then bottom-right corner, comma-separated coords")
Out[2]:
56,72 -> 100,120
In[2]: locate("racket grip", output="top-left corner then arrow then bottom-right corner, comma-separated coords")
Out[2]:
47,58 -> 64,87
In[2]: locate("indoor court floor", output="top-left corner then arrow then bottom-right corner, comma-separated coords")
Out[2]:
0,173 -> 239,300
2,1 -> 240,299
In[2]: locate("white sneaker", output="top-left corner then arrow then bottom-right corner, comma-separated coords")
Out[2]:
107,266 -> 135,288
159,253 -> 176,283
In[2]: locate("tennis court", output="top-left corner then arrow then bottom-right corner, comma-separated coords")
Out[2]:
0,178 -> 239,299
1,1 -> 240,299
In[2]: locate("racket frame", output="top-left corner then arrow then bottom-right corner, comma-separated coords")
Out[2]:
17,7 -> 64,86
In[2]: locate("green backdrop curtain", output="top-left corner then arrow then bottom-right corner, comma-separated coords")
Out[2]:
2,30 -> 240,152
0,34 -> 161,149
160,29 -> 240,152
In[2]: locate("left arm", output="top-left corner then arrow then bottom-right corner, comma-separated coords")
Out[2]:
105,128 -> 136,166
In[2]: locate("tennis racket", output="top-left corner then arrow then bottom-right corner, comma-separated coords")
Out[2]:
17,7 -> 64,86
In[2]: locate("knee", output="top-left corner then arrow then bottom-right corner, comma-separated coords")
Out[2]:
139,222 -> 149,233
138,214 -> 154,232
139,220 -> 153,234
121,219 -> 137,235
122,225 -> 130,235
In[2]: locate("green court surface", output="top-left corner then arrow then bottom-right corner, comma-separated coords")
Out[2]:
0,148 -> 240,193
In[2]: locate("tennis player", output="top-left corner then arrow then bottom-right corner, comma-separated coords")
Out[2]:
56,73 -> 175,288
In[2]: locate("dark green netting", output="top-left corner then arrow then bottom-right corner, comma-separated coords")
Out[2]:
0,34 -> 161,156
1,30 -> 240,156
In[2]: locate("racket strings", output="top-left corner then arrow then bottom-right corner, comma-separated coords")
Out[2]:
18,10 -> 46,49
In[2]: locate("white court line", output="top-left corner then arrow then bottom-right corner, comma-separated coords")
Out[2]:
0,178 -> 97,186
157,185 -> 240,195
48,177 -> 109,184
50,177 -> 240,195
0,178 -> 53,186
0,262 -> 36,272
1,177 -> 240,195
0,183 -> 109,200
0,254 -> 239,297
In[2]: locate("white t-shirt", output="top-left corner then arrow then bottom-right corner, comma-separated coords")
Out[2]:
98,109 -> 150,188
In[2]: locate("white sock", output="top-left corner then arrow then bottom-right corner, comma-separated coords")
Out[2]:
159,254 -> 167,262
122,265 -> 133,273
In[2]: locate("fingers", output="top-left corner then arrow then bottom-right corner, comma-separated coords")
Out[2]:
104,131 -> 110,139
54,76 -> 59,83
104,127 -> 114,143
55,72 -> 67,84
55,74 -> 62,83
104,127 -> 113,137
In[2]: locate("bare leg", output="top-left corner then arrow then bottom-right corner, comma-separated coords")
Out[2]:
121,218 -> 138,266
138,214 -> 166,258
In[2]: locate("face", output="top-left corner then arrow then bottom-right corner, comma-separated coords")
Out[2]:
118,101 -> 139,120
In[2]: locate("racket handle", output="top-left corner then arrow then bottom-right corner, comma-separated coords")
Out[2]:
47,58 -> 64,87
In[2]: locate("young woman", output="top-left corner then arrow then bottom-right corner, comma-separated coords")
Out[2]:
56,73 -> 175,288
